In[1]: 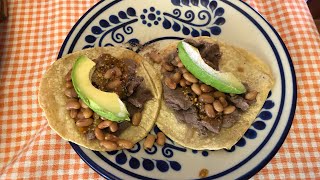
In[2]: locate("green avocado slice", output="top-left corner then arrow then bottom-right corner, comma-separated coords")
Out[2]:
71,56 -> 130,122
178,41 -> 246,94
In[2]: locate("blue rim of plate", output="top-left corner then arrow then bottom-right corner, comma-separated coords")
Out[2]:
57,0 -> 297,179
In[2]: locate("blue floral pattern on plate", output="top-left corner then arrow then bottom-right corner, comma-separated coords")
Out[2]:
58,0 -> 297,179
83,0 -> 225,49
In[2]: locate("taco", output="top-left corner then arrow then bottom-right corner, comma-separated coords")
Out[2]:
39,47 -> 162,151
143,36 -> 274,150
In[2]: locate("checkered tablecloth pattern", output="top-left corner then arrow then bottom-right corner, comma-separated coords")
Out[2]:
0,0 -> 319,179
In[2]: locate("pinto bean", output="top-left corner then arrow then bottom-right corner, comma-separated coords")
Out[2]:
79,99 -> 88,108
177,61 -> 184,68
105,133 -> 119,141
156,132 -> 166,146
164,77 -> 177,90
219,97 -> 228,108
76,118 -> 93,127
179,79 -> 187,87
132,112 -> 142,126
83,108 -> 93,118
100,140 -> 118,151
204,104 -> 216,118
98,120 -> 113,129
171,72 -> 182,83
245,91 -> 258,100
183,73 -> 198,83
191,84 -> 202,95
77,112 -> 85,119
198,94 -> 214,104
179,67 -> 188,74
69,109 -> 78,119
144,134 -> 156,149
107,79 -> 122,89
224,105 -> 236,114
163,62 -> 174,71
109,122 -> 118,132
104,68 -> 116,79
65,88 -> 78,98
200,84 -> 213,93
213,91 -> 226,98
94,127 -> 105,141
213,100 -> 223,112
117,139 -> 134,149
113,67 -> 122,77
66,100 -> 81,110
185,80 -> 192,86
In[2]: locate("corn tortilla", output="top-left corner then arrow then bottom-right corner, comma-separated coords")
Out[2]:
145,36 -> 274,150
39,47 -> 162,151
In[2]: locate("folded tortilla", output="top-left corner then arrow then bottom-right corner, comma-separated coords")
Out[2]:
148,36 -> 274,150
38,47 -> 162,151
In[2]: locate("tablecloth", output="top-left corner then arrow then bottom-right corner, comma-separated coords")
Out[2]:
0,0 -> 319,179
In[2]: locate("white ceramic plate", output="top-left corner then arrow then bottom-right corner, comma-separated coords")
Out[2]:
58,0 -> 297,179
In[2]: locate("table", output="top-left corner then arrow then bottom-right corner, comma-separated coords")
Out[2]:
0,0 -> 319,179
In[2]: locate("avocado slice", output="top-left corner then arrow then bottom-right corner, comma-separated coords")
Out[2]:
71,56 -> 130,122
178,41 -> 246,94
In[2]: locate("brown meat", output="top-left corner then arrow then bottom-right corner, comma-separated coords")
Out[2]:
221,109 -> 241,128
200,116 -> 222,134
163,84 -> 193,111
229,95 -> 249,111
127,85 -> 153,108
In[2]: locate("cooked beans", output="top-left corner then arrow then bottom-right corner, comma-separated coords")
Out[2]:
224,105 -> 236,115
177,61 -> 184,68
204,104 -> 215,118
66,100 -> 81,110
144,134 -> 156,149
94,127 -> 105,141
77,112 -> 85,119
65,70 -> 72,81
179,67 -> 188,74
79,99 -> 88,108
83,108 -> 93,118
107,79 -> 122,89
183,73 -> 198,83
179,79 -> 187,87
213,100 -> 223,112
185,80 -> 192,86
156,132 -> 166,146
105,133 -> 119,141
113,67 -> 122,77
69,109 -> 78,119
171,72 -> 182,83
213,91 -> 226,98
198,94 -> 214,104
191,84 -> 202,95
104,68 -> 116,79
109,122 -> 119,132
164,77 -> 177,90
100,140 -> 118,151
76,118 -> 93,127
219,97 -> 228,108
65,88 -> 78,98
117,139 -> 134,149
200,84 -> 213,93
163,62 -> 174,71
98,120 -> 113,129
132,112 -> 142,126
245,91 -> 258,100
65,81 -> 73,88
